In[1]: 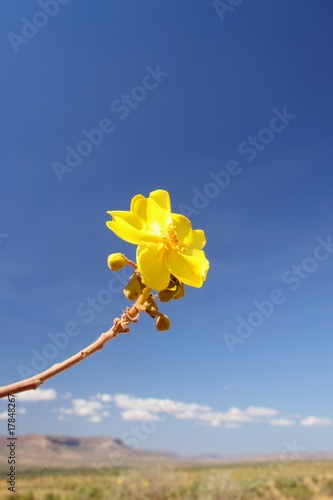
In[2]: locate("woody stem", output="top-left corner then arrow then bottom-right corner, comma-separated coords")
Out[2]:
0,290 -> 151,399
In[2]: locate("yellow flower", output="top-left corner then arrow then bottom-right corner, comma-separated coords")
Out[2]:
106,190 -> 209,291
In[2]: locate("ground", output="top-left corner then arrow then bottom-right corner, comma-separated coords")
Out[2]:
1,460 -> 333,499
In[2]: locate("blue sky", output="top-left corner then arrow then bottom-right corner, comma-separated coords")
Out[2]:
1,1 -> 333,457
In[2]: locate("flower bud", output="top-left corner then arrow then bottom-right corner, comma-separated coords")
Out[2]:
144,296 -> 158,316
123,273 -> 141,301
155,314 -> 171,332
158,288 -> 176,302
107,253 -> 128,272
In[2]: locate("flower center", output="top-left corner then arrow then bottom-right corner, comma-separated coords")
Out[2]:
161,224 -> 186,252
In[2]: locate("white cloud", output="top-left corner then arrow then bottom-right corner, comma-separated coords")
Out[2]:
52,392 -> 332,431
270,418 -> 295,427
94,393 -> 113,403
89,415 -> 102,424
300,416 -> 332,427
54,397 -> 111,424
121,409 -> 158,421
0,411 -> 8,420
113,394 -> 210,416
113,395 -> 279,427
58,399 -> 104,417
61,392 -> 72,400
55,406 -> 73,416
223,407 -> 254,423
71,399 -> 104,417
245,406 -> 279,417
196,409 -> 250,427
17,389 -> 57,401
209,419 -> 222,427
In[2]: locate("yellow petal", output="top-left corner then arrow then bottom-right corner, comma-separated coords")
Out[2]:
106,211 -> 150,245
150,189 -> 171,213
165,249 -> 209,287
137,241 -> 170,291
130,194 -> 148,221
146,190 -> 172,234
171,213 -> 206,250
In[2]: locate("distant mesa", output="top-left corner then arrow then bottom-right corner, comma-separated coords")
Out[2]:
46,436 -> 81,447
0,434 -> 181,471
0,435 -> 332,471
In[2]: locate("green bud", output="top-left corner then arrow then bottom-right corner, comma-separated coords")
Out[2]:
155,314 -> 171,332
107,253 -> 128,272
123,273 -> 141,301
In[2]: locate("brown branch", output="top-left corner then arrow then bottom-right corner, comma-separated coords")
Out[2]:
0,288 -> 151,399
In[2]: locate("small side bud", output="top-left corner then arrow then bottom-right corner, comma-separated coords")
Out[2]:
155,314 -> 171,332
107,253 -> 128,272
144,296 -> 158,316
123,273 -> 141,301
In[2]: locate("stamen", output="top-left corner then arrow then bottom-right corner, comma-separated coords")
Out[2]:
161,224 -> 186,252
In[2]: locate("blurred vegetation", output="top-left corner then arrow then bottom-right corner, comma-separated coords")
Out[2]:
275,477 -> 313,499
2,461 -> 333,499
